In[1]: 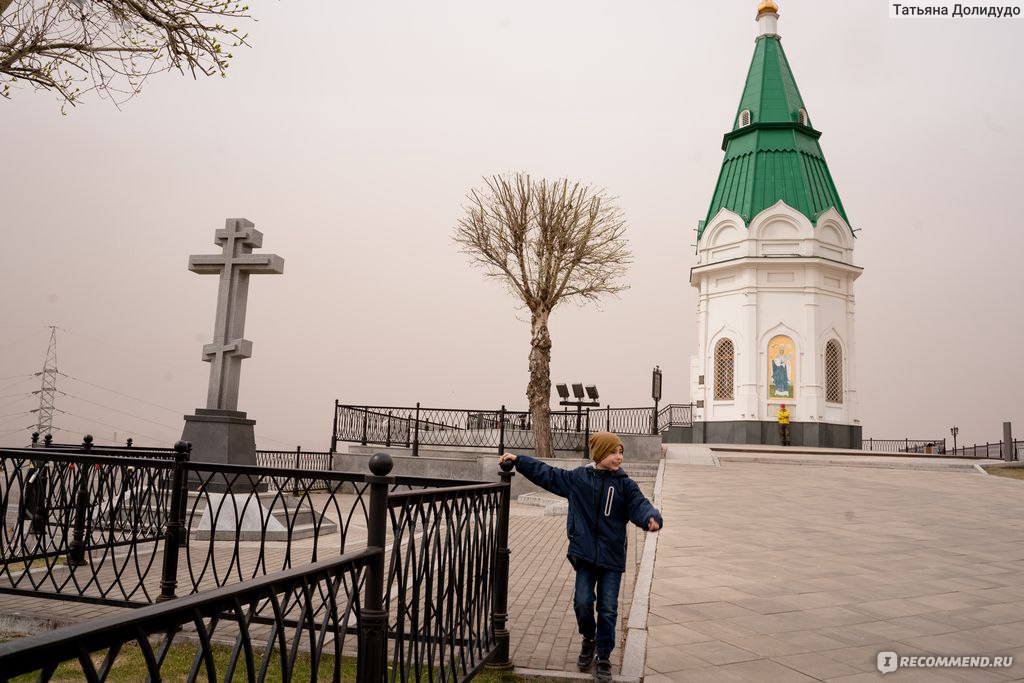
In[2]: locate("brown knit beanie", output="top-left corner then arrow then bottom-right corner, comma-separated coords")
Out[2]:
589,431 -> 624,464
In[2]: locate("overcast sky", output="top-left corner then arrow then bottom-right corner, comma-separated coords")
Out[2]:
2,0 -> 1021,450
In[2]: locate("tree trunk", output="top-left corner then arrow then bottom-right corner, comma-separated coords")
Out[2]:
527,308 -> 553,459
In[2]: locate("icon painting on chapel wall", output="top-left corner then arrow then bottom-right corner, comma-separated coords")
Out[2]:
768,335 -> 795,399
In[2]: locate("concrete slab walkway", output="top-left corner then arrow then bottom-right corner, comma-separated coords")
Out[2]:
644,454 -> 1024,682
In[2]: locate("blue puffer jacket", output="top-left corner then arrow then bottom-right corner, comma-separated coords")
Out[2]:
513,455 -> 663,573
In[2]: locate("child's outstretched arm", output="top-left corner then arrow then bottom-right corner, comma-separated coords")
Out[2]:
624,478 -> 663,531
498,453 -> 573,498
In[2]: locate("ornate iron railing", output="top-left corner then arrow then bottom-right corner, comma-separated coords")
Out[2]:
0,445 -> 174,605
0,443 -> 476,605
332,401 -> 696,455
863,438 -> 948,455
0,445 -> 514,681
385,482 -> 504,680
0,548 -> 374,682
656,403 -> 694,431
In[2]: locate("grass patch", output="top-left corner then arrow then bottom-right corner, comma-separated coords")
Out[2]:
984,466 -> 1024,480
1,634 -> 528,681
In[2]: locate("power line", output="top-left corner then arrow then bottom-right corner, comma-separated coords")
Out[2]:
59,392 -> 183,433
254,432 -> 300,449
59,373 -> 183,416
0,373 -> 36,383
0,391 -> 34,400
0,412 -> 32,428
54,408 -> 173,445
0,394 -> 34,412
58,327 -> 185,374
0,410 -> 32,420
0,375 -> 38,393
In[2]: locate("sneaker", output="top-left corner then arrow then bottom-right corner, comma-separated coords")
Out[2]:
594,656 -> 612,682
577,638 -> 596,670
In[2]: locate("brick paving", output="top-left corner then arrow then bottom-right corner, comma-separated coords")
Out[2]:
505,502 -> 649,674
644,456 -> 1024,682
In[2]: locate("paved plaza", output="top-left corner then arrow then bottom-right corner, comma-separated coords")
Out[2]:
643,450 -> 1024,682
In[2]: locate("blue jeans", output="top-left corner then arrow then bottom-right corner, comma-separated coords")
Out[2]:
573,562 -> 623,658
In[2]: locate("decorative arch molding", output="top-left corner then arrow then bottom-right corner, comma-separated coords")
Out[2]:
759,322 -> 804,349
816,327 -> 846,351
749,200 -> 813,240
708,222 -> 743,248
814,208 -> 855,241
709,323 -> 744,355
700,207 -> 746,247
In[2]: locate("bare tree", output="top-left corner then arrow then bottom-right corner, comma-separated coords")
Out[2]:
454,173 -> 631,459
1,0 -> 250,107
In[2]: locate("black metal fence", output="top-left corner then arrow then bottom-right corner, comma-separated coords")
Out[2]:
944,440 -> 1023,460
333,401 -> 695,455
0,549 -> 374,682
863,438 -> 948,455
0,441 -> 514,681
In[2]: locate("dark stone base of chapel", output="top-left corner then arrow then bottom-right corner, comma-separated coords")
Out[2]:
663,421 -> 862,449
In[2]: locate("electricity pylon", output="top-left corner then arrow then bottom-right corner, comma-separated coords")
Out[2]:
33,326 -> 58,440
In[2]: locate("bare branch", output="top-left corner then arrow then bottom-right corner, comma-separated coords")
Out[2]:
1,0 -> 252,107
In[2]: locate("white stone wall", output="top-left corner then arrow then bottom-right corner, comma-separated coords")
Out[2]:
690,202 -> 861,427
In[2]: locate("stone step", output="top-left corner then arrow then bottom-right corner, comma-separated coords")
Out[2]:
516,492 -> 568,516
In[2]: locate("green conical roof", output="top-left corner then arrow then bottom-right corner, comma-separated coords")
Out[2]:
699,34 -> 850,240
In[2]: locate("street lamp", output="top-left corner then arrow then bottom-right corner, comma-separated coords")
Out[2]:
651,366 -> 663,435
950,425 -> 959,453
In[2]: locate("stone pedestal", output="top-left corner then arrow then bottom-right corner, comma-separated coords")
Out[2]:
180,408 -> 257,466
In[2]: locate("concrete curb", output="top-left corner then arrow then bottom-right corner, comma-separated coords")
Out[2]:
716,455 -> 981,471
618,458 -> 666,683
0,611 -> 75,636
512,666 -> 638,681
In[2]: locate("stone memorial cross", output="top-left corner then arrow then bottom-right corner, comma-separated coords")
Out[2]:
189,218 -> 284,412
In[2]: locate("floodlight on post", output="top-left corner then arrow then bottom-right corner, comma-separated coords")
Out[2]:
950,425 -> 958,453
555,382 -> 600,434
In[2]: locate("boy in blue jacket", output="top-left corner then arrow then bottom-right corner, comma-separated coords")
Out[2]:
499,431 -> 662,682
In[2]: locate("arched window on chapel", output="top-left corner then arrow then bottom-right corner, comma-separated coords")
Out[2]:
825,339 -> 843,403
714,339 -> 735,401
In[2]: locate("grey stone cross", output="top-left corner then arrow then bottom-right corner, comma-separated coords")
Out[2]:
189,218 -> 284,412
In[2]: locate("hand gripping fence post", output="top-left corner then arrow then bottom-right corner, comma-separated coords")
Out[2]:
358,452 -> 394,682
67,434 -> 94,566
158,440 -> 190,602
489,458 -> 515,669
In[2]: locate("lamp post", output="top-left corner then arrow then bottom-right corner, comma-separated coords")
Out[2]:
555,383 -> 600,432
950,425 -> 959,453
651,365 -> 663,435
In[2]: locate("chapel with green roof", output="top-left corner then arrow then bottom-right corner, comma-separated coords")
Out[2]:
686,0 -> 863,448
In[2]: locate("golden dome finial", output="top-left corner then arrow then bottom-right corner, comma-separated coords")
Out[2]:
757,0 -> 779,16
